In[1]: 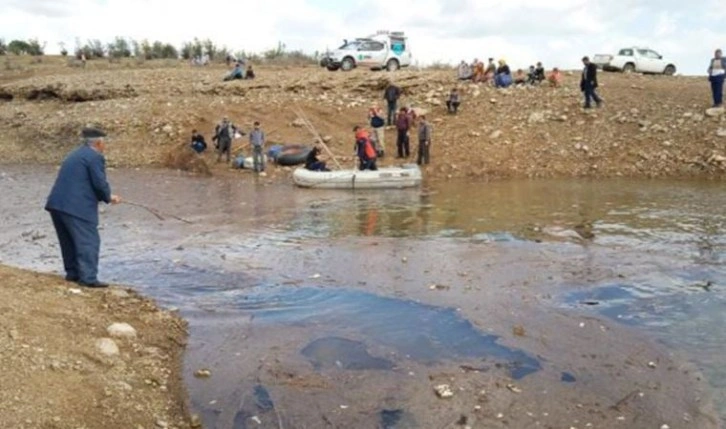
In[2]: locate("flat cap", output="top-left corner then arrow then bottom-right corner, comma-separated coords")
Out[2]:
81,127 -> 107,139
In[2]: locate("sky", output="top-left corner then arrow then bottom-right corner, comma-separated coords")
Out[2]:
2,0 -> 725,75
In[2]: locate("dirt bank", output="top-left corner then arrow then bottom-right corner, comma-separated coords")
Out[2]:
0,56 -> 725,181
0,265 -> 193,429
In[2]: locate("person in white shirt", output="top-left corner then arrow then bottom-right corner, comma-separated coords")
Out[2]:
707,49 -> 726,107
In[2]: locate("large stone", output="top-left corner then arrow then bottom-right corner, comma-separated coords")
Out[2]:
107,323 -> 137,339
291,118 -> 306,128
705,107 -> 725,118
96,338 -> 120,356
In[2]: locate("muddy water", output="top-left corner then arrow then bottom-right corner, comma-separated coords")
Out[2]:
1,165 -> 725,428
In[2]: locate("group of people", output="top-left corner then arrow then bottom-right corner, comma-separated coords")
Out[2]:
224,61 -> 255,81
189,117 -> 267,172
458,58 -> 564,88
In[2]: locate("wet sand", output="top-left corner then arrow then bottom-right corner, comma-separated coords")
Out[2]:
0,165 -> 724,428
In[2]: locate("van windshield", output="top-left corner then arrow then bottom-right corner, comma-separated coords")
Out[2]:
338,40 -> 362,50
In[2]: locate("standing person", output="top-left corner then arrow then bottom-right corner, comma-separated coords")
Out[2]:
249,121 -> 266,173
383,81 -> 401,126
416,115 -> 432,165
580,56 -> 603,109
212,117 -> 238,163
395,107 -> 411,158
707,49 -> 726,108
45,127 -> 121,288
353,126 -> 378,171
368,105 -> 386,157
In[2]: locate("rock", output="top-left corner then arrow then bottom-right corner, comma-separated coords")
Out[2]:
661,425 -> 670,429
291,118 -> 306,127
194,369 -> 212,378
489,130 -> 503,140
434,384 -> 454,399
705,107 -> 725,117
107,323 -> 137,339
662,141 -> 672,147
109,289 -> 130,299
155,420 -> 169,428
512,325 -> 526,337
527,112 -> 546,124
506,384 -> 522,393
8,329 -> 19,340
190,414 -> 203,428
489,98 -> 497,104
95,338 -> 120,356
161,124 -> 173,133
469,131 -> 481,137
717,128 -> 726,137
648,361 -> 657,368
322,135 -> 333,143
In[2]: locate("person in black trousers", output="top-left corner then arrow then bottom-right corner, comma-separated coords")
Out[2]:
383,83 -> 401,126
395,107 -> 411,158
580,56 -> 603,109
45,127 -> 122,288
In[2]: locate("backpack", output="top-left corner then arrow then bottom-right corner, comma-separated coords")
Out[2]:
364,138 -> 377,160
370,116 -> 384,128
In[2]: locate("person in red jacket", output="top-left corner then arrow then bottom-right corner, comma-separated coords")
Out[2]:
353,126 -> 378,171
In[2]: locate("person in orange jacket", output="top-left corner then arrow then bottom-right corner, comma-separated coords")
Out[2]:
353,126 -> 378,171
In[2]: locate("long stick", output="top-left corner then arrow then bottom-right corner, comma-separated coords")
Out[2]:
293,107 -> 343,170
122,201 -> 194,224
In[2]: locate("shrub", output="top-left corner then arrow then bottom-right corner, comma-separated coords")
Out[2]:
8,40 -> 30,55
0,39 -> 7,55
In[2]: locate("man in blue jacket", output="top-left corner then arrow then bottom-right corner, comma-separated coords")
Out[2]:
45,127 -> 121,288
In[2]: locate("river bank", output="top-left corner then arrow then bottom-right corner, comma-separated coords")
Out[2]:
1,57 -> 725,181
0,264 -> 194,429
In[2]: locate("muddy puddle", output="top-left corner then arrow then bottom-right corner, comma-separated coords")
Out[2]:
1,165 -> 725,428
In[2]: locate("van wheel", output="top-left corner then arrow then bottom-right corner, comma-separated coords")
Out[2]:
341,57 -> 355,71
663,65 -> 676,76
623,63 -> 635,73
386,59 -> 400,72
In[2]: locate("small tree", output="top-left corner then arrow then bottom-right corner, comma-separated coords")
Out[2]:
139,39 -> 153,60
59,42 -> 68,56
131,39 -> 141,58
107,37 -> 131,58
180,41 -> 193,60
26,39 -> 45,56
202,38 -> 217,59
161,43 -> 178,59
0,39 -> 7,55
8,40 -> 30,55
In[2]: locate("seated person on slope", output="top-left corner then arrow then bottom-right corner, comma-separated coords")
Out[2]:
190,129 -> 207,153
224,62 -> 244,81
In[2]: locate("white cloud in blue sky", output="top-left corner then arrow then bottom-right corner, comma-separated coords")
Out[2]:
1,0 -> 724,75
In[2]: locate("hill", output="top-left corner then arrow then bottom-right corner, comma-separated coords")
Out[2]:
1,56 -> 725,180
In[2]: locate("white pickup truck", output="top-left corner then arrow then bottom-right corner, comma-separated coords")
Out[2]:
593,47 -> 677,75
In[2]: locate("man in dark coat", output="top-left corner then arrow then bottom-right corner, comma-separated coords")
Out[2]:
383,82 -> 401,126
581,56 -> 603,109
212,117 -> 240,163
45,127 -> 121,288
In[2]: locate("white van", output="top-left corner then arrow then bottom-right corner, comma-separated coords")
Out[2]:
320,31 -> 412,72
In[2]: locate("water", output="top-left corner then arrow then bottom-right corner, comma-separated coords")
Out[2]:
1,166 -> 725,426
236,286 -> 541,378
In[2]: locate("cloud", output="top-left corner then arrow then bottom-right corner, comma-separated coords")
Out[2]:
0,0 -> 724,75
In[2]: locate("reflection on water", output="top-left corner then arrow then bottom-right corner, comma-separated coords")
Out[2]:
277,179 -> 726,258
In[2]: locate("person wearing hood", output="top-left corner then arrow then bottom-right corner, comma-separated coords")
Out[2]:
495,59 -> 512,88
353,126 -> 378,171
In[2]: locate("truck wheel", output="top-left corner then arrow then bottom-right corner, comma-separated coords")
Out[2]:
326,64 -> 340,72
386,59 -> 400,72
663,65 -> 676,76
341,57 -> 355,71
623,63 -> 635,73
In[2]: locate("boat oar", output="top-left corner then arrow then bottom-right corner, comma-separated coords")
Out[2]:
122,201 -> 194,224
293,107 -> 343,170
